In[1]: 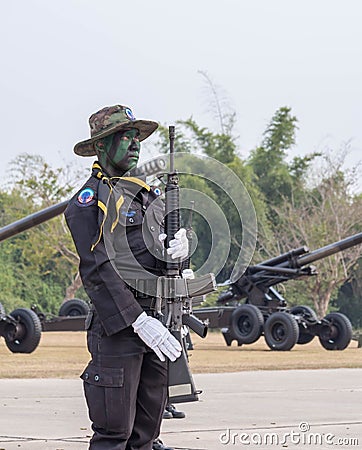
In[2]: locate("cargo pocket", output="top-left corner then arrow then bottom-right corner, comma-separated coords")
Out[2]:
81,364 -> 128,433
81,364 -> 124,387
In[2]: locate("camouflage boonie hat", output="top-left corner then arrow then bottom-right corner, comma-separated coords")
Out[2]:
74,104 -> 159,157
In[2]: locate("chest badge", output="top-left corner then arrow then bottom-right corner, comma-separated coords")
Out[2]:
78,188 -> 95,205
121,208 -> 136,218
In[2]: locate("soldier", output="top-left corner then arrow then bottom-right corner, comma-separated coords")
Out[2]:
65,104 -> 188,450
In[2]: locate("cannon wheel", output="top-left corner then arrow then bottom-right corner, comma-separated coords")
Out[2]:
59,298 -> 90,317
318,312 -> 352,350
0,302 -> 5,316
290,305 -> 318,345
5,308 -> 42,353
264,312 -> 299,351
230,304 -> 264,344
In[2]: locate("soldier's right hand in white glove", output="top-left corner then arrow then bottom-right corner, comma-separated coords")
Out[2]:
132,312 -> 182,362
158,228 -> 189,260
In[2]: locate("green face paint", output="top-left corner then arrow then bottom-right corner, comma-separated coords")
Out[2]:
97,129 -> 141,175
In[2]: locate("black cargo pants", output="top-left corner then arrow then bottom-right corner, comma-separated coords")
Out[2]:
82,311 -> 168,450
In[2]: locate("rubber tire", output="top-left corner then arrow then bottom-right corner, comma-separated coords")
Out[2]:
295,331 -> 315,345
230,304 -> 264,344
0,302 -> 5,315
318,312 -> 353,350
5,308 -> 42,353
264,312 -> 299,351
290,305 -> 318,345
59,299 -> 90,317
290,305 -> 318,321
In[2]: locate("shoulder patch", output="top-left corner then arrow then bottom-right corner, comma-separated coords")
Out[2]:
77,188 -> 95,206
151,186 -> 162,196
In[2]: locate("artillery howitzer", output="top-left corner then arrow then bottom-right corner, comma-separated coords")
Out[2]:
0,200 -> 94,353
0,200 -> 63,352
0,159 -> 168,354
194,233 -> 362,351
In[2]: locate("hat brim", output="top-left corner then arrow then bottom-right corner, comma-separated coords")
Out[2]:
74,119 -> 159,157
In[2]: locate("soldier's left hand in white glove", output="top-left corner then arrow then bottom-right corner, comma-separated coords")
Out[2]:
132,312 -> 182,362
166,228 -> 189,260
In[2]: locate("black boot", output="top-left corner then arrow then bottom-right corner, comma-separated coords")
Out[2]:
162,409 -> 173,419
153,438 -> 174,450
165,403 -> 186,419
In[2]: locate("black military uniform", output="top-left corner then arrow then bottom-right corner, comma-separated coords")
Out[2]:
65,163 -> 168,449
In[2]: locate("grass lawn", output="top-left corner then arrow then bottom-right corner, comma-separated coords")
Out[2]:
0,330 -> 360,378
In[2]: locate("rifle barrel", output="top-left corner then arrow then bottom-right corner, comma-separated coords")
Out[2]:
165,125 -> 180,275
169,125 -> 175,173
0,200 -> 68,243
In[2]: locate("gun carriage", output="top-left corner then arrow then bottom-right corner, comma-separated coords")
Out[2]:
194,233 -> 362,351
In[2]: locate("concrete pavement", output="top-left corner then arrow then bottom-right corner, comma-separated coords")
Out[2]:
0,369 -> 361,450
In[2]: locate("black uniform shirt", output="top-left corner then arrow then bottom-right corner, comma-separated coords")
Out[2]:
65,173 -> 165,336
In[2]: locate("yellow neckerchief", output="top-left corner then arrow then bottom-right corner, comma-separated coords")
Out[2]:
91,162 -> 151,251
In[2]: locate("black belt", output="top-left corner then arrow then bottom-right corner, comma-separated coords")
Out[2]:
136,297 -> 158,310
126,279 -> 159,298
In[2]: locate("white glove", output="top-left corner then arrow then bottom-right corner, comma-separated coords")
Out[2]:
181,325 -> 189,338
166,228 -> 189,260
132,312 -> 182,362
182,268 -> 195,279
158,233 -> 167,242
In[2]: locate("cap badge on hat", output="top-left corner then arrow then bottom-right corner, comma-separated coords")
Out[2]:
125,108 -> 136,121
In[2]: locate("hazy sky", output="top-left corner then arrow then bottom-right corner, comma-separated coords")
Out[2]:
1,0 -> 361,189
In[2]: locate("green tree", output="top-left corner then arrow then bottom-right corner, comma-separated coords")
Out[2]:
154,117 -> 267,282
268,152 -> 362,317
247,106 -> 319,216
0,154 -> 85,313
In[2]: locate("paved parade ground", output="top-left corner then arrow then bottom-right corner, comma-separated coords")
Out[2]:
0,368 -> 361,450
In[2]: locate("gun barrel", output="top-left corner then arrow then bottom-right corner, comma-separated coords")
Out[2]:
297,232 -> 362,267
0,200 -> 68,243
169,125 -> 175,173
250,246 -> 309,271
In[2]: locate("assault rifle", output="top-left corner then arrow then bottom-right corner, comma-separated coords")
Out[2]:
160,126 -> 217,403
